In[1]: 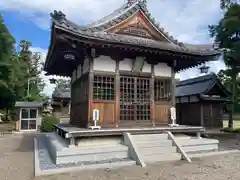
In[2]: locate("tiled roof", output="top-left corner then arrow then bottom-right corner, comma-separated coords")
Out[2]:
49,0 -> 221,57
176,73 -> 217,97
85,0 -> 181,45
52,88 -> 71,99
51,16 -> 220,56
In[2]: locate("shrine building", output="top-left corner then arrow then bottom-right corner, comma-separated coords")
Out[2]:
44,0 -> 221,128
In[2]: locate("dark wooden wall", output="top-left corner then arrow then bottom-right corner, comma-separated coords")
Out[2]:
176,103 -> 201,126
70,74 -> 89,128
70,51 -> 173,128
176,101 -> 224,128
202,103 -> 223,128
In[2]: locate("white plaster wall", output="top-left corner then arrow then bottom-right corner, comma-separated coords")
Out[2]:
180,97 -> 189,103
154,63 -> 171,77
82,57 -> 89,74
142,61 -> 151,73
119,58 -> 132,71
93,56 -> 116,72
76,64 -> 82,78
190,96 -> 199,102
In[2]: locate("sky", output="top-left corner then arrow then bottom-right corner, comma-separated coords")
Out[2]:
0,0 -> 226,96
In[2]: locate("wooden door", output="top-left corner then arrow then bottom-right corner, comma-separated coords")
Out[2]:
119,76 -> 151,121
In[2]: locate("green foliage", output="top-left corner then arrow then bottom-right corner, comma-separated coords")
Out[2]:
40,115 -> 60,132
0,15 -> 16,109
223,127 -> 240,133
0,15 -> 48,111
209,3 -> 240,128
220,0 -> 240,9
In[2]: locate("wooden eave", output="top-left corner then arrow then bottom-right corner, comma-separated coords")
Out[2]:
54,24 -> 220,58
44,25 -> 220,76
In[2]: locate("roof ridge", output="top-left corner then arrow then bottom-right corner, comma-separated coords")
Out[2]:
83,1 -> 183,46
176,73 -> 215,87
87,2 -> 131,28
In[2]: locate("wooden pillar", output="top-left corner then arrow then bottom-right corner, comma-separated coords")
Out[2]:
171,60 -> 176,107
150,64 -> 155,126
115,60 -> 120,127
87,48 -> 94,128
200,104 -> 204,126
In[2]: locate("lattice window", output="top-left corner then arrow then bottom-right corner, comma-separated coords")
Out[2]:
120,77 -> 135,120
120,76 -> 150,121
154,79 -> 171,101
93,76 -> 115,100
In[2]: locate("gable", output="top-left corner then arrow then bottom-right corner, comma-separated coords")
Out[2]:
205,83 -> 229,97
107,10 -> 171,42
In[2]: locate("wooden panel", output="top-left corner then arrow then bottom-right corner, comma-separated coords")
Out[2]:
176,103 -> 201,126
155,104 -> 170,124
70,102 -> 89,128
92,102 -> 115,126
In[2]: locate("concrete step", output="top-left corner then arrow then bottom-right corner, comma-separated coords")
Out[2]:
139,146 -> 177,156
143,153 -> 182,163
136,139 -> 173,148
131,133 -> 168,141
56,149 -> 129,164
76,137 -> 122,147
45,133 -> 131,165
176,138 -> 219,146
182,144 -> 218,153
58,145 -> 128,156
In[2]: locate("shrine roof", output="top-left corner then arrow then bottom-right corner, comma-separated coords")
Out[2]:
49,0 -> 221,57
176,73 -> 229,98
52,88 -> 71,99
51,16 -> 220,56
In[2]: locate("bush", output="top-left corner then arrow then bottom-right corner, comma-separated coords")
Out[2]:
40,115 -> 60,132
223,127 -> 240,133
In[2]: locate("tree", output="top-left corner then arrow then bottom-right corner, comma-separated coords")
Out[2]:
17,40 -> 46,101
209,3 -> 240,128
0,14 -> 16,109
220,0 -> 240,9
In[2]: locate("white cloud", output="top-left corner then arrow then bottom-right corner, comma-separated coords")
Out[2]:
1,0 -> 226,94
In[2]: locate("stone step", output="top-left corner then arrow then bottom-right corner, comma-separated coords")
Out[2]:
176,138 -> 219,146
139,146 -> 177,156
136,139 -> 173,148
58,145 -> 129,157
143,153 -> 182,163
56,150 -> 129,165
76,137 -> 122,147
131,133 -> 168,141
182,144 -> 218,153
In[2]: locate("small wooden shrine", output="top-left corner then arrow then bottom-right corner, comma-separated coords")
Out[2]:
44,0 -> 221,128
176,73 -> 230,128
51,88 -> 71,118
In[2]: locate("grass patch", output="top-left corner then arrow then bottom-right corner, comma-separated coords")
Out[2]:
223,127 -> 240,133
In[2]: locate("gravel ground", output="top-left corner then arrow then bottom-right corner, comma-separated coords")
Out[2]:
0,134 -> 240,180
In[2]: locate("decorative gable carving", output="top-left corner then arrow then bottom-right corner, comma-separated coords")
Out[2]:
107,11 -> 169,41
116,21 -> 153,39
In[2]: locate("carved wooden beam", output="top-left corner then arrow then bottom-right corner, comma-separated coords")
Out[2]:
132,56 -> 145,73
85,47 -> 100,59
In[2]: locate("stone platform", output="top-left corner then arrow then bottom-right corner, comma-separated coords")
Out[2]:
34,124 -> 223,176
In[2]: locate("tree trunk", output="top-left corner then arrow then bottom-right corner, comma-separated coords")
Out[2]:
228,71 -> 237,128
5,108 -> 8,121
